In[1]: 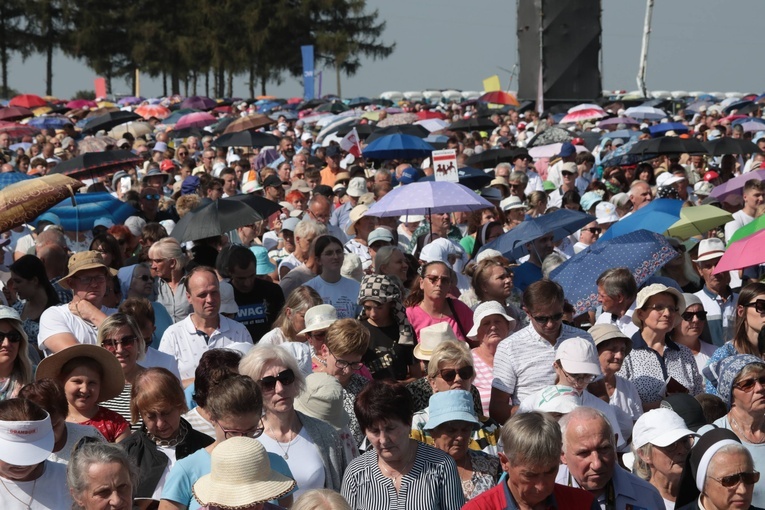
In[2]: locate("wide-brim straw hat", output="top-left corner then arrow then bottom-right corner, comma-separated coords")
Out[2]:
35,344 -> 125,402
193,437 -> 296,508
59,251 -> 118,290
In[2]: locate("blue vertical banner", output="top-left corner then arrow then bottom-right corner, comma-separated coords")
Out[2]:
301,45 -> 315,100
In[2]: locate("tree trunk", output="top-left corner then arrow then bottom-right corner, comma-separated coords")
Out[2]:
205,70 -> 209,97
192,70 -> 198,95
217,65 -> 225,98
45,41 -> 53,96
130,67 -> 136,96
162,71 -> 167,97
261,76 -> 266,97
248,65 -> 254,99
335,59 -> 342,98
105,69 -> 112,95
227,70 -> 233,98
0,16 -> 7,98
171,71 -> 181,95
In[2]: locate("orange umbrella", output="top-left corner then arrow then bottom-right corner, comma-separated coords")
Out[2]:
477,91 -> 520,107
223,114 -> 274,134
0,174 -> 84,232
9,94 -> 48,108
135,104 -> 171,120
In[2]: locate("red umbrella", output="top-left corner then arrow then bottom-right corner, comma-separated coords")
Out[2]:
174,112 -> 217,130
135,104 -> 170,120
9,94 -> 48,108
477,91 -> 520,107
0,121 -> 39,138
212,105 -> 232,114
66,99 -> 97,109
0,106 -> 34,122
417,110 -> 445,120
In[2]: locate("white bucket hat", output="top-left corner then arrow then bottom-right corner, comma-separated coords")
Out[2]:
467,301 -> 515,340
298,304 -> 338,335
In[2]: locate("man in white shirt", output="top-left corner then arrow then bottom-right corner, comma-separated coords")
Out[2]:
159,266 -> 253,385
724,178 -> 764,242
546,142 -> 577,189
594,267 -> 639,338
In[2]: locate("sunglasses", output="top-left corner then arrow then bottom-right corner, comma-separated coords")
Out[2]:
425,275 -> 451,286
744,299 -> 765,314
259,369 -> 295,392
581,227 -> 602,235
0,331 -> 22,344
734,374 -> 765,392
681,310 -> 707,321
133,274 -> 152,282
708,471 -> 760,488
101,335 -> 137,350
142,194 -> 160,201
531,312 -> 564,325
438,366 -> 474,383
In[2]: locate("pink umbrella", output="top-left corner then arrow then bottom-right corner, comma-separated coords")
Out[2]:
173,112 -> 217,130
560,108 -> 607,124
713,231 -> 765,273
135,104 -> 170,120
66,99 -> 97,109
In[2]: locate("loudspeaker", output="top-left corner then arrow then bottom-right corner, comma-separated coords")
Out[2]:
517,0 -> 602,101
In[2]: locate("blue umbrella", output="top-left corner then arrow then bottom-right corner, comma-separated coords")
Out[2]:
599,140 -> 653,167
550,230 -> 678,315
598,199 -> 683,242
365,181 -> 493,217
0,172 -> 34,190
42,192 -> 137,231
648,122 -> 689,137
479,209 -> 595,260
362,134 -> 434,160
9,142 -> 31,152
27,116 -> 72,130
417,167 -> 493,190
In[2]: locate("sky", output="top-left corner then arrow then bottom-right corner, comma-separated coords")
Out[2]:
6,0 -> 764,100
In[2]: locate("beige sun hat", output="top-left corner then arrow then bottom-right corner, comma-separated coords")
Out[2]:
413,322 -> 459,361
59,251 -> 118,290
192,437 -> 296,508
346,204 -> 370,235
293,373 -> 350,429
35,344 -> 125,402
298,304 -> 338,335
632,283 -> 686,328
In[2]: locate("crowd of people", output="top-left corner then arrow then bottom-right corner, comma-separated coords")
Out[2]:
0,94 -> 763,509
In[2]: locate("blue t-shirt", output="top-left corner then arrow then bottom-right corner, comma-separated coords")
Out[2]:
162,447 -> 295,510
513,261 -> 543,293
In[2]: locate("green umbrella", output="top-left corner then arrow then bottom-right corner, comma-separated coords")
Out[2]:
665,205 -> 733,240
727,214 -> 765,245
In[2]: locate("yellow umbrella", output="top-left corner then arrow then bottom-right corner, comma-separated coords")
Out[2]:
362,111 -> 381,121
33,106 -> 53,116
0,174 -> 84,232
108,121 -> 153,138
97,101 -> 117,108
665,205 -> 733,240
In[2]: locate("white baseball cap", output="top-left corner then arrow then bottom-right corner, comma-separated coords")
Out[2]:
632,408 -> 697,449
346,177 -> 367,198
555,337 -> 602,376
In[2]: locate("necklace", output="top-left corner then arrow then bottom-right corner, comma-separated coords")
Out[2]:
0,475 -> 37,509
729,413 -> 765,444
378,446 -> 415,485
148,420 -> 188,447
268,421 -> 297,459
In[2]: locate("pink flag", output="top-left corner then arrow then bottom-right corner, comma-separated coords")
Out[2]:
340,128 -> 361,157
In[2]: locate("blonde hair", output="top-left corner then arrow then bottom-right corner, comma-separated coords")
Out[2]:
325,319 -> 370,357
427,341 -> 473,379
272,286 -> 323,340
293,489 -> 351,510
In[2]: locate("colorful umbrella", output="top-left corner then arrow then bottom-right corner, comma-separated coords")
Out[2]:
365,181 -> 494,217
366,124 -> 429,143
223,114 -> 274,134
624,106 -> 666,120
728,214 -> 765,245
9,94 -> 47,108
44,191 -> 137,231
559,108 -> 606,124
0,174 -> 84,232
665,205 -> 733,240
173,112 -> 217,130
599,199 -> 683,242
180,96 -> 217,111
376,113 -> 419,128
0,121 -> 39,138
49,150 -> 142,180
27,115 -> 72,130
597,116 -> 639,128
648,122 -> 689,137
528,142 -> 588,159
477,91 -> 520,107
710,169 -> 765,200
117,96 -> 144,106
66,99 -> 97,109
417,110 -> 446,121
714,230 -> 765,274
526,126 -> 573,148
550,230 -> 678,315
362,134 -> 434,160
0,107 -> 34,122
135,104 -> 171,120
78,136 -> 118,154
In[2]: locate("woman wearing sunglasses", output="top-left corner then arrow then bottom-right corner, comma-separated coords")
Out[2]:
705,354 -> 765,507
411,341 -> 500,456
705,283 -> 765,396
117,263 -> 174,346
672,294 -> 716,375
239,344 -> 350,497
0,306 -> 32,400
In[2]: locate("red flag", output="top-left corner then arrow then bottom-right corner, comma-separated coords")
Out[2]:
340,127 -> 361,157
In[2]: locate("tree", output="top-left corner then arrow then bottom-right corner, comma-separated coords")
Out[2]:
24,0 -> 73,95
312,0 -> 394,97
0,0 -> 32,97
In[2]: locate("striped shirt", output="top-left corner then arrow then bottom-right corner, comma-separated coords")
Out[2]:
341,441 -> 466,510
492,324 -> 593,405
101,383 -> 142,431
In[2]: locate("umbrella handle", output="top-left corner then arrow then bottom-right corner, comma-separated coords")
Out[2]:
68,185 -> 78,207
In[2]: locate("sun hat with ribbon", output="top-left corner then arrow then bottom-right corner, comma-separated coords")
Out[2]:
35,344 -> 125,403
192,437 -> 296,509
298,304 -> 338,335
413,322 -> 459,361
293,372 -> 350,429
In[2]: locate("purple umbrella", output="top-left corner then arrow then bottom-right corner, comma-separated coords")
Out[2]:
255,148 -> 279,170
732,118 -> 765,133
597,116 -> 639,128
365,181 -> 493,217
117,96 -> 144,106
174,112 -> 217,130
710,169 -> 765,200
181,96 -> 217,111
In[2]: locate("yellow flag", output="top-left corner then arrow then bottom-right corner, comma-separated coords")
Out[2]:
483,75 -> 501,92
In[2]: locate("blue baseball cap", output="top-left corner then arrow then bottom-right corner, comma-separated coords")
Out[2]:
181,175 -> 200,195
398,167 -> 420,185
557,142 -> 576,158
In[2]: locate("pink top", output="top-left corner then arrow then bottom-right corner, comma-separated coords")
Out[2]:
471,348 -> 493,416
406,299 -> 474,343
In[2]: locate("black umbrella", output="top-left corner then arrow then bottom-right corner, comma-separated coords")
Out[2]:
447,118 -> 498,132
212,131 -> 281,148
417,167 -> 494,190
465,148 -> 517,169
171,199 -> 264,243
336,123 -> 375,139
526,126 -> 573,148
366,124 -> 429,143
81,111 -> 142,134
49,150 -> 143,180
298,98 -> 328,111
315,101 -> 349,114
703,138 -> 760,156
223,194 -> 281,219
167,127 -> 204,139
627,137 -> 707,156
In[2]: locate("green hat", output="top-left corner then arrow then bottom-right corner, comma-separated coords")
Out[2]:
543,180 -> 556,192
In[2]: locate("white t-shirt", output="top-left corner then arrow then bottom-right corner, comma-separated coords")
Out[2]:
277,253 -> 301,280
48,423 -> 105,464
13,233 -> 35,256
0,461 -> 71,509
258,427 -> 326,498
260,328 -> 289,345
152,445 -> 178,500
182,407 -> 215,438
158,314 -> 254,380
304,276 -> 360,319
38,304 -> 117,355
140,347 -> 181,380
609,375 -> 644,422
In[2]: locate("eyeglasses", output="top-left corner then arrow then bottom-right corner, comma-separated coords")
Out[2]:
329,350 -> 365,371
560,367 -> 596,385
531,312 -> 564,325
581,227 -> 602,235
72,275 -> 106,286
744,299 -> 765,314
681,310 -> 707,321
306,330 -> 327,340
425,275 -> 451,286
438,366 -> 475,383
645,304 -> 679,314
133,274 -> 152,282
215,421 -> 264,440
101,335 -> 137,351
708,471 -> 760,488
259,369 -> 295,392
0,331 -> 22,344
734,374 -> 765,392
141,194 -> 160,201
